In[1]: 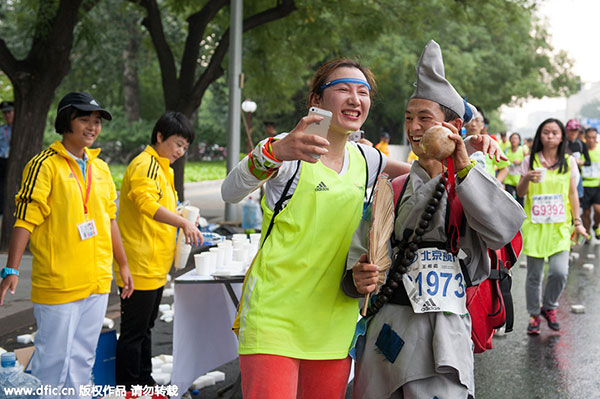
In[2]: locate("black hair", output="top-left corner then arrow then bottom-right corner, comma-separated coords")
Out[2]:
509,132 -> 521,143
585,127 -> 598,136
529,118 -> 568,174
475,105 -> 486,121
439,104 -> 460,123
54,108 -> 94,134
151,111 -> 195,145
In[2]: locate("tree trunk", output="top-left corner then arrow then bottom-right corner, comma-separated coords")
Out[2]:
123,27 -> 141,123
0,0 -> 94,249
133,0 -> 297,201
1,83 -> 59,250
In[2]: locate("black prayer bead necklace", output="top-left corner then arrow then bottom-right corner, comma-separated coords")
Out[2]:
365,178 -> 446,317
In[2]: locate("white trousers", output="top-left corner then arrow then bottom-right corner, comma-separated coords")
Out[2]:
32,293 -> 108,399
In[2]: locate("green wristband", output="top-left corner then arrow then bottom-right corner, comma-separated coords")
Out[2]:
457,160 -> 477,179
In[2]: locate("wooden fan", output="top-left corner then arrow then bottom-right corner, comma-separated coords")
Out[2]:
361,173 -> 395,316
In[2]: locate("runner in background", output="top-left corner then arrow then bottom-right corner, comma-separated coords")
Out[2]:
465,107 -> 510,182
517,118 -> 587,335
565,118 -> 590,200
499,131 -> 510,152
580,127 -> 600,239
504,132 -> 527,206
525,137 -> 534,153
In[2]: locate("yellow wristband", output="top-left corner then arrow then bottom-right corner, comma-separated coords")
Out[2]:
457,160 -> 477,179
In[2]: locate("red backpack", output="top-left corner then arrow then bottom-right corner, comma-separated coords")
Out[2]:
392,172 -> 522,353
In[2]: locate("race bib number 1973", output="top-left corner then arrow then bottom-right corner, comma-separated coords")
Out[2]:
402,248 -> 467,315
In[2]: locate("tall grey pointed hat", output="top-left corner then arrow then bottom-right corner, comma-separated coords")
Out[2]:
410,40 -> 476,123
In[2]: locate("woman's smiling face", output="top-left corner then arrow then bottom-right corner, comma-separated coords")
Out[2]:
64,111 -> 102,149
311,66 -> 371,133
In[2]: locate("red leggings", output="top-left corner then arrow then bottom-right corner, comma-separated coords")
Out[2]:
239,354 -> 352,399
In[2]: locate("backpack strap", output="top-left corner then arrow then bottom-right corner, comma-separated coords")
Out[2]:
391,173 -> 410,245
260,160 -> 301,248
494,231 -> 522,332
498,254 -> 514,332
356,144 -> 383,209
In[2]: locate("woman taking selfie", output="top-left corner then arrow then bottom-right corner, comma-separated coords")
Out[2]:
222,58 -> 408,398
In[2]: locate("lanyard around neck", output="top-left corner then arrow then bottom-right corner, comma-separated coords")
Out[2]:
65,157 -> 93,216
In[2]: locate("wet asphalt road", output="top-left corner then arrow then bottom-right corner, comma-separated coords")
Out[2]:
474,242 -> 600,399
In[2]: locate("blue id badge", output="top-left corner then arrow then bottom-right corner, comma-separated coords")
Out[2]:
375,323 -> 404,363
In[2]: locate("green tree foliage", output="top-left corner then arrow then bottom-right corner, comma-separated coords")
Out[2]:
0,71 -> 12,102
0,0 -> 582,223
240,0 -> 580,143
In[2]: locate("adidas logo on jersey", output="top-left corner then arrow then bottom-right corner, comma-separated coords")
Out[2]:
315,181 -> 329,191
420,298 -> 440,312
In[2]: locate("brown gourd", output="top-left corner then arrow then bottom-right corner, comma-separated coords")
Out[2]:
421,125 -> 455,160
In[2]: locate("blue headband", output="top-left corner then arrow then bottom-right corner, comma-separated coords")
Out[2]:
320,78 -> 371,92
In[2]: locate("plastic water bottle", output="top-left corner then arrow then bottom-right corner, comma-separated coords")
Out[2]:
242,196 -> 262,230
0,352 -> 41,398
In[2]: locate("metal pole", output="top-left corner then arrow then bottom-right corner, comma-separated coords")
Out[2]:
225,0 -> 243,222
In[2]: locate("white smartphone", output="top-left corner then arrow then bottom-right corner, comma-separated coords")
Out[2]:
305,107 -> 332,138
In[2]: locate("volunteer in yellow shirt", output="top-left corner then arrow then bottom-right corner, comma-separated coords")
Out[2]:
374,131 -> 390,156
0,92 -> 133,394
115,111 -> 202,389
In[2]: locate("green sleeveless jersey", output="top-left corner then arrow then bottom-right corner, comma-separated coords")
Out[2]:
235,143 -> 366,359
581,146 -> 600,187
504,146 -> 526,187
522,155 -> 572,257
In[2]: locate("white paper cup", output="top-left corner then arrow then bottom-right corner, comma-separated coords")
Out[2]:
249,243 -> 259,259
209,247 -> 224,271
206,252 -> 217,273
249,233 -> 262,245
182,205 -> 200,221
220,246 -> 233,266
218,239 -> 233,247
535,167 -> 546,182
194,254 -> 210,275
233,248 -> 249,263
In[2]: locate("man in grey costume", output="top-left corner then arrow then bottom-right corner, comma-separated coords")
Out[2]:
347,40 -> 526,398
